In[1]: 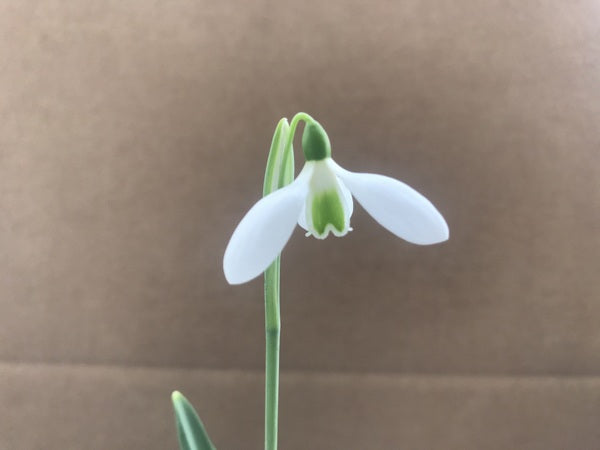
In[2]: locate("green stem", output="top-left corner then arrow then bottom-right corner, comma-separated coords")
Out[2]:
264,260 -> 280,450
262,112 -> 312,450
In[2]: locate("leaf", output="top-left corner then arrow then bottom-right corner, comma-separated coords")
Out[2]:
171,391 -> 216,450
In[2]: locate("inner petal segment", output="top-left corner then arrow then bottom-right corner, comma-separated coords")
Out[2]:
304,159 -> 352,239
311,189 -> 346,236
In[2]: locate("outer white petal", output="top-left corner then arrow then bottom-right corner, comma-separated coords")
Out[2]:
298,202 -> 308,231
223,175 -> 309,284
339,180 -> 354,220
332,162 -> 448,245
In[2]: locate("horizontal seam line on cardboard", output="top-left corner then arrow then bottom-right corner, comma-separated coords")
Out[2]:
1,359 -> 600,382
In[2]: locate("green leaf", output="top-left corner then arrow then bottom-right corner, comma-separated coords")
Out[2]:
171,391 -> 216,450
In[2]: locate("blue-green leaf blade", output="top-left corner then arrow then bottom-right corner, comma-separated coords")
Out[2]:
171,391 -> 216,450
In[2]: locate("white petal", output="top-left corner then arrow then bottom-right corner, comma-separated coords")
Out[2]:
339,178 -> 354,220
333,165 -> 448,245
325,159 -> 354,221
223,177 -> 309,284
298,202 -> 308,230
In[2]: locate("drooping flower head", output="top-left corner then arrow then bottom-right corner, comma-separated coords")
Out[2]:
223,116 -> 448,284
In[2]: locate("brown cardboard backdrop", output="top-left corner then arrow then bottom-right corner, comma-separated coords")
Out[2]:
1,1 -> 599,449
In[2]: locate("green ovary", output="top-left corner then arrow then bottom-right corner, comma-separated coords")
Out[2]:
310,189 -> 346,236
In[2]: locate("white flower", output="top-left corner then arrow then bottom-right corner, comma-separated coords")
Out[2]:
223,121 -> 449,284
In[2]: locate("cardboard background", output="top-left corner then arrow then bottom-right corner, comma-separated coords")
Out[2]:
1,1 -> 599,448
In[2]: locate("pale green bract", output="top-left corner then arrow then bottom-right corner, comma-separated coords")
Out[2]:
223,114 -> 449,285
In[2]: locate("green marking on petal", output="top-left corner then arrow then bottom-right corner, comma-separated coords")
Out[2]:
310,189 -> 346,236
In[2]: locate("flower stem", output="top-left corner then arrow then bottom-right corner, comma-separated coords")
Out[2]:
264,259 -> 280,450
262,112 -> 312,450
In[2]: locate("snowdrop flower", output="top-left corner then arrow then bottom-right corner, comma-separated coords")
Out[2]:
224,120 -> 448,284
